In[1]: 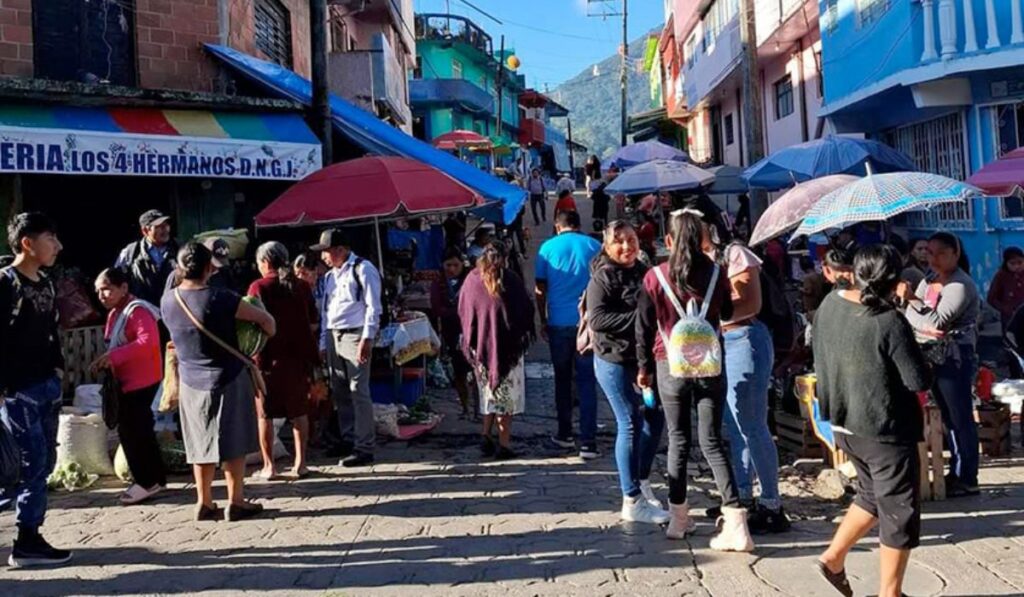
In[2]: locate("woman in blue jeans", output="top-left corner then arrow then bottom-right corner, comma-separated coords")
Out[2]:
901,232 -> 981,497
698,200 -> 789,533
586,221 -> 667,524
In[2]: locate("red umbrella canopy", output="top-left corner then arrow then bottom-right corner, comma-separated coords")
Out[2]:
432,129 -> 492,151
966,147 -> 1024,197
255,156 -> 485,227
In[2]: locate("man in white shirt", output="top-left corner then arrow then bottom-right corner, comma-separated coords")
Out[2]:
556,172 -> 576,195
312,229 -> 383,467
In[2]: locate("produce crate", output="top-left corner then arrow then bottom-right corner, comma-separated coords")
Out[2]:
918,404 -> 946,501
773,409 -> 822,459
975,404 -> 1012,457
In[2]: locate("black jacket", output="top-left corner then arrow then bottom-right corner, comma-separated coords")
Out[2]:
117,239 -> 179,306
585,254 -> 648,365
0,267 -> 64,394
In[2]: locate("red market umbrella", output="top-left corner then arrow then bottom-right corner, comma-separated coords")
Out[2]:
967,147 -> 1024,197
432,129 -> 493,151
255,156 -> 485,228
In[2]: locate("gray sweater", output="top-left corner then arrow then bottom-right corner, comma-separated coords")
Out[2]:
906,269 -> 980,347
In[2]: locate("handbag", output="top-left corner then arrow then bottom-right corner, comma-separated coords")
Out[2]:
0,403 -> 20,491
159,341 -> 180,413
100,370 -> 121,430
173,289 -> 268,397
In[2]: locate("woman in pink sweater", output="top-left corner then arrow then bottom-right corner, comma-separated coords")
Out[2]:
92,267 -> 167,505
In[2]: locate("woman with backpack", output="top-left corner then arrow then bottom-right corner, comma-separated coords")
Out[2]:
636,210 -> 753,551
695,202 -> 790,533
586,221 -> 667,525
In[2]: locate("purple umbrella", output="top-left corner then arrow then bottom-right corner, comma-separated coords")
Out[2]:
749,174 -> 859,245
603,140 -> 689,171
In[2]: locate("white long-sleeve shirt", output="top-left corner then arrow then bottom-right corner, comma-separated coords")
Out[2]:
320,253 -> 382,349
556,176 -> 576,194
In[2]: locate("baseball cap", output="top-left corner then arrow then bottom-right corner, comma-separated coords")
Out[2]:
310,229 -> 350,251
202,237 -> 231,268
139,209 -> 170,228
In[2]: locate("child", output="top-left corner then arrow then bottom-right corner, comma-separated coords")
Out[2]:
0,212 -> 71,567
554,189 -> 577,219
987,247 -> 1024,325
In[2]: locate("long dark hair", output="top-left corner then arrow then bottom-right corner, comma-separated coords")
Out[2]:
477,242 -> 507,298
667,210 -> 708,293
680,194 -> 732,255
1001,246 -> 1024,272
854,244 -> 902,314
929,232 -> 970,274
256,241 -> 298,291
96,266 -> 130,288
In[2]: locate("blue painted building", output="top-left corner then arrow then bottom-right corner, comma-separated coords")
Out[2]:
819,0 -> 1024,288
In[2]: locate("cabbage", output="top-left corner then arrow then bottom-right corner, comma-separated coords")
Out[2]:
237,296 -> 268,357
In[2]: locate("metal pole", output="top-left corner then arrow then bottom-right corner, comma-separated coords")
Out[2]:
567,116 -> 576,175
310,0 -> 332,165
374,216 -> 385,271
620,0 -> 629,147
496,35 -> 505,138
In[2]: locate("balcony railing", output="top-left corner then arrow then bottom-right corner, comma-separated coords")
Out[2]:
918,0 -> 1024,64
329,33 -> 411,125
415,13 -> 493,57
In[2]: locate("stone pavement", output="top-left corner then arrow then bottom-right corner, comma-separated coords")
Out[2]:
3,196 -> 1024,595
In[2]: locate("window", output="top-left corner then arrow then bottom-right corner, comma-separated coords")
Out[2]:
255,0 -> 293,68
857,0 -> 890,28
774,76 -> 794,120
824,0 -> 840,33
1001,195 -> 1024,220
685,34 -> 698,69
32,0 -> 137,86
814,50 -> 824,98
700,0 -> 739,54
413,57 -> 423,79
724,113 -> 734,145
993,103 -> 1024,156
884,113 -> 972,229
452,59 -> 463,79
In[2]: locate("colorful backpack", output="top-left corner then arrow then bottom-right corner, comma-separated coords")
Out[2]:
652,265 -> 722,379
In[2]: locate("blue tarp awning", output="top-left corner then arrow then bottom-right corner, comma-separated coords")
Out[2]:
205,44 -> 525,225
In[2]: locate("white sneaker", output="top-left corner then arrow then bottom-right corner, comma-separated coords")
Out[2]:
639,480 -> 664,510
621,495 -> 671,524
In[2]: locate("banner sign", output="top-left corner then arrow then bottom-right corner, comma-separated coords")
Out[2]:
0,126 -> 322,181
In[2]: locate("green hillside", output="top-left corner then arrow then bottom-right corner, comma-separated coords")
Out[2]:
550,28 -> 661,160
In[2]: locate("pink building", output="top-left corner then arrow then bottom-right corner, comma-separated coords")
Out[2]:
659,0 -> 824,168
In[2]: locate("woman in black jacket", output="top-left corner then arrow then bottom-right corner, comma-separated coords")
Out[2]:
586,221 -> 667,525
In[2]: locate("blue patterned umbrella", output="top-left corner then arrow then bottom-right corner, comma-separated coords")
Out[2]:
792,172 -> 981,238
742,135 -> 916,191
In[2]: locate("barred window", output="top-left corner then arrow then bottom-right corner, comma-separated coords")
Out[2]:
774,76 -> 794,120
255,0 -> 293,68
858,0 -> 890,28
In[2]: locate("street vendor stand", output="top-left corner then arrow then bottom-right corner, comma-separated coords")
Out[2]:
254,156 -> 493,437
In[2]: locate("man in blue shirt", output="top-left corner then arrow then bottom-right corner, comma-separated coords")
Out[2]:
313,229 -> 383,468
535,210 -> 601,459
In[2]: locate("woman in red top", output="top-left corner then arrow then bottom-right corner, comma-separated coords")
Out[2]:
248,242 -> 319,479
987,247 -> 1024,325
92,267 -> 167,505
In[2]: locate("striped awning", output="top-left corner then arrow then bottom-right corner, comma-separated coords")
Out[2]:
0,105 -> 321,180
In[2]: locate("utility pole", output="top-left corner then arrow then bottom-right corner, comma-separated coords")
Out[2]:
587,0 -> 629,147
567,116 -> 576,174
310,0 -> 332,165
738,0 -> 766,216
495,35 -> 505,137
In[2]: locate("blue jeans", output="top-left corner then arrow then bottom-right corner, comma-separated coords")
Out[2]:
933,346 -> 979,487
595,357 -> 664,497
548,326 -> 597,444
723,321 -> 781,509
0,376 -> 62,531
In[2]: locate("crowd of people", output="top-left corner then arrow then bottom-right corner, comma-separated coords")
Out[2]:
0,167 -> 1019,597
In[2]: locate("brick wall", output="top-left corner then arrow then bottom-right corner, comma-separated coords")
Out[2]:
0,0 -> 33,78
0,0 -> 312,92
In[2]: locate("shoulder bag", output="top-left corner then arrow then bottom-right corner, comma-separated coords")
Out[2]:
173,289 -> 268,397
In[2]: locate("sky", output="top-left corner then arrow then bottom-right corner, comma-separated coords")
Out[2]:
412,0 -> 665,90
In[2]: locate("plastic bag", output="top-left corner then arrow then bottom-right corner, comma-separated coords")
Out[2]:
114,444 -> 133,483
73,384 -> 104,415
0,404 -> 20,491
159,342 -> 179,413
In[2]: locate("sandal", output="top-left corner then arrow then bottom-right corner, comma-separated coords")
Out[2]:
815,560 -> 853,597
119,484 -> 164,506
289,467 -> 310,479
251,469 -> 278,482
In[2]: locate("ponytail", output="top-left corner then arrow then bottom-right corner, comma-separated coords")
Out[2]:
477,242 -> 507,298
854,244 -> 902,314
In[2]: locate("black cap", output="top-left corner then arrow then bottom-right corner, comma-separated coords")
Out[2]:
310,229 -> 350,251
139,209 -> 170,228
202,237 -> 231,268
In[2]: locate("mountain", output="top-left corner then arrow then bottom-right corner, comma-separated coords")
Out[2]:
550,28 -> 661,160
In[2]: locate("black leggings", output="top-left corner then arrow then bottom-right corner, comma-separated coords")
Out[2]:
656,362 -> 739,508
118,384 -> 167,488
530,194 -> 547,225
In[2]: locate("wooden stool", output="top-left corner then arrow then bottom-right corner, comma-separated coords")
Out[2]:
976,404 -> 1012,457
918,404 -> 945,501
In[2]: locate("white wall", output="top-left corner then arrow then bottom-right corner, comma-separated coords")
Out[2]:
761,30 -> 823,155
